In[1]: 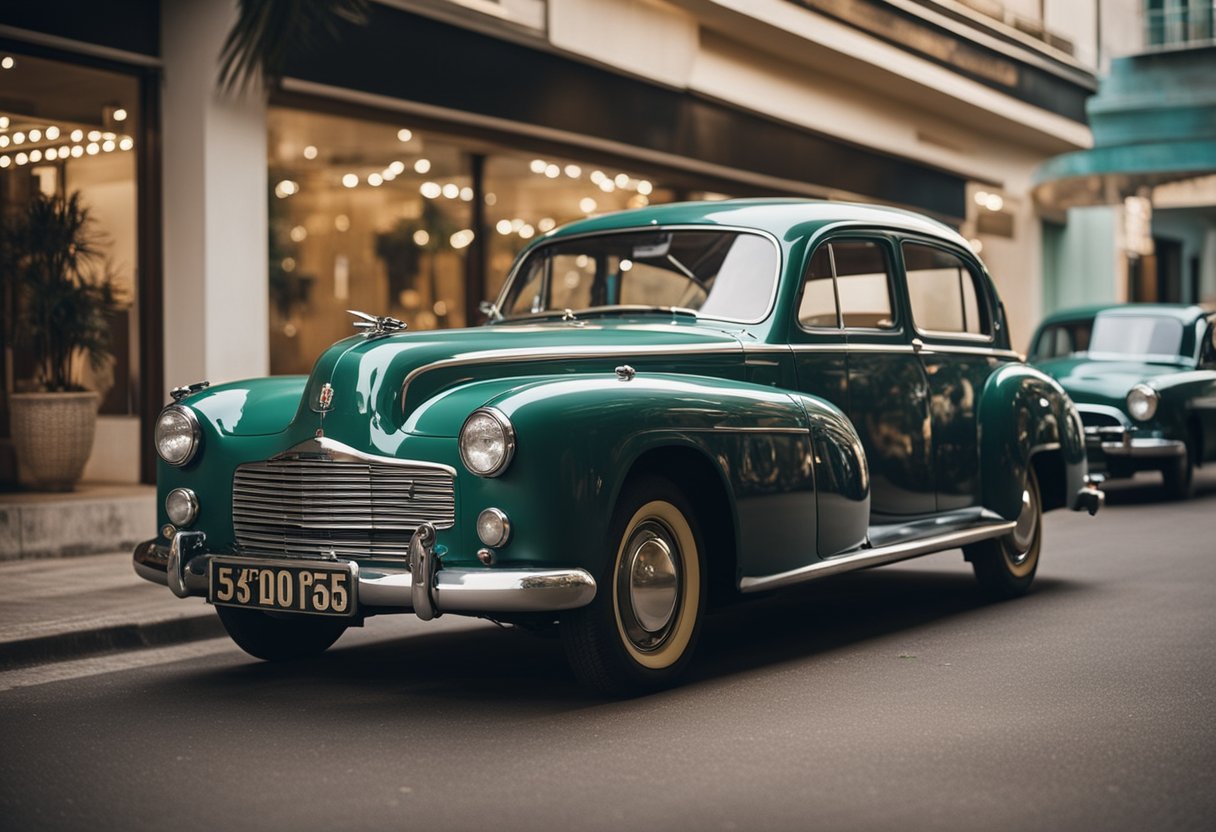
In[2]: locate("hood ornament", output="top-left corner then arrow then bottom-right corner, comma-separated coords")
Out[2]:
348,309 -> 407,337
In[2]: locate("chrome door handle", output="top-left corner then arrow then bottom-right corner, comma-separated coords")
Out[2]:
911,338 -> 925,353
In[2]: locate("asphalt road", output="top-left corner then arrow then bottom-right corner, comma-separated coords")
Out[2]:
2,471 -> 1215,832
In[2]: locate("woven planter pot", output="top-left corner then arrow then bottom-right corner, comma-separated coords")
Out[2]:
10,391 -> 100,492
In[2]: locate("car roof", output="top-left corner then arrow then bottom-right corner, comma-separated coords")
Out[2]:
1094,303 -> 1211,324
1034,304 -> 1112,329
541,198 -> 971,251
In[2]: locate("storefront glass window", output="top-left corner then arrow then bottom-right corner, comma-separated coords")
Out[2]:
267,105 -> 732,375
1,50 -> 141,482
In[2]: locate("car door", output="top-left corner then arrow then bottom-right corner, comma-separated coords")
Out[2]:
1196,316 -> 1216,463
792,235 -> 936,531
899,238 -> 1002,513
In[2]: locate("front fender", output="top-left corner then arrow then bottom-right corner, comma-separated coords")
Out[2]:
979,364 -> 1087,519
444,372 -> 818,577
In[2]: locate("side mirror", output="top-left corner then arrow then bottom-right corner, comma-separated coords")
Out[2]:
479,300 -> 503,321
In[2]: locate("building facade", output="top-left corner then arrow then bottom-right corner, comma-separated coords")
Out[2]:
2,0 -> 1139,485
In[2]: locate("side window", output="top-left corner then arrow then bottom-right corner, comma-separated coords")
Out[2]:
798,240 -> 895,330
903,242 -> 990,337
798,245 -> 838,328
833,241 -> 895,329
1201,323 -> 1216,368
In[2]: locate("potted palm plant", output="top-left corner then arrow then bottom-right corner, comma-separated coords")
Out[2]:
1,192 -> 125,491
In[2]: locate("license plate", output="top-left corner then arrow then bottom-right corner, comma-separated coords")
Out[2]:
208,558 -> 357,617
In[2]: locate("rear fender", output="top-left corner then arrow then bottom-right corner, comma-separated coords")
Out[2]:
979,364 -> 1087,519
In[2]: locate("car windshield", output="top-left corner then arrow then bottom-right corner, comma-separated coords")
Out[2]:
496,229 -> 779,323
1088,314 -> 1185,361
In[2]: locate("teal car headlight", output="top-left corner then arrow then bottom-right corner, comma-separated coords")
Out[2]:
1126,384 -> 1159,422
155,406 -> 201,466
459,408 -> 515,477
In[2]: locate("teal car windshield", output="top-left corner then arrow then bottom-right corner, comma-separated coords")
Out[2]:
1089,314 -> 1185,361
498,229 -> 779,324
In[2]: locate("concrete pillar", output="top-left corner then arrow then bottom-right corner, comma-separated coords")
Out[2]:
161,0 -> 268,391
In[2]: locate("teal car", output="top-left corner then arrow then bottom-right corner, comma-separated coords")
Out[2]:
1032,303 -> 1216,499
135,199 -> 1100,694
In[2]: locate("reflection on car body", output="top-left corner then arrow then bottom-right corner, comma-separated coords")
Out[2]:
136,200 -> 1100,694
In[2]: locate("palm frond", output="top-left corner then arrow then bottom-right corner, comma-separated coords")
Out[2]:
217,0 -> 370,94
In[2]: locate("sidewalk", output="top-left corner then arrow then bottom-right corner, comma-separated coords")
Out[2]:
0,551 -> 222,669
0,483 -> 155,559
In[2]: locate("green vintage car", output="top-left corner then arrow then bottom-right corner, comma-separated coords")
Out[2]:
135,199 -> 1101,694
1031,303 -> 1216,499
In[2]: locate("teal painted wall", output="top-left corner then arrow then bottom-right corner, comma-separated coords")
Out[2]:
1041,206 -> 1119,316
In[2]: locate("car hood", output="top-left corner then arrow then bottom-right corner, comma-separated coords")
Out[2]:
1034,356 -> 1188,407
296,318 -> 747,435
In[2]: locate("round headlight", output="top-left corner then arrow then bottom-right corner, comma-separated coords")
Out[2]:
1126,384 -> 1158,422
165,488 -> 199,526
476,507 -> 511,548
155,406 -> 200,466
459,408 -> 515,477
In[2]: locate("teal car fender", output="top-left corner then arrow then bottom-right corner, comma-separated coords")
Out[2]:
979,364 -> 1087,520
423,371 -> 869,593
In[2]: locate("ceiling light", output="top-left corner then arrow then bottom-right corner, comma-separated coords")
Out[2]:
420,181 -> 441,199
342,173 -> 358,188
113,108 -> 128,122
397,128 -> 413,142
1,57 -> 14,70
414,158 -> 431,174
303,145 -> 317,160
46,126 -> 60,140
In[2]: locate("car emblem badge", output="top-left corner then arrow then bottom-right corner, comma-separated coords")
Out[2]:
318,383 -> 334,411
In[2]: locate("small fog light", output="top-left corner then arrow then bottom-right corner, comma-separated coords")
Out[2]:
477,548 -> 495,566
165,488 -> 199,527
476,507 -> 511,548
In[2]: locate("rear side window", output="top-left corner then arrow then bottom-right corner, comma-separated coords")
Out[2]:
798,239 -> 895,330
903,242 -> 990,337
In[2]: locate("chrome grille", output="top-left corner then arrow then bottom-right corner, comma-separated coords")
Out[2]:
232,457 -> 455,559
1080,411 -> 1123,429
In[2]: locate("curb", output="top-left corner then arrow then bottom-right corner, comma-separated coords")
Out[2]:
0,612 -> 225,671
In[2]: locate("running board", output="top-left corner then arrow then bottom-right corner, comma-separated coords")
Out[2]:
738,520 -> 1016,594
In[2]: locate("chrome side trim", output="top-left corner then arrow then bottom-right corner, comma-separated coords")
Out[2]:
706,425 -> 810,435
400,342 -> 741,404
739,521 -> 1016,593
784,342 -> 1020,359
922,344 -> 1022,360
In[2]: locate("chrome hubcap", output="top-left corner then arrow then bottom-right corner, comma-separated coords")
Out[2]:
1010,487 -> 1037,562
618,519 -> 681,651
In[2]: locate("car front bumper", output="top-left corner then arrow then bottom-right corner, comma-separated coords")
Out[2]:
133,525 -> 597,620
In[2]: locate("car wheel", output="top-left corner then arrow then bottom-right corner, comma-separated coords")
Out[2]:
561,475 -> 706,696
215,606 -> 348,661
1161,438 -> 1195,500
965,467 -> 1042,599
